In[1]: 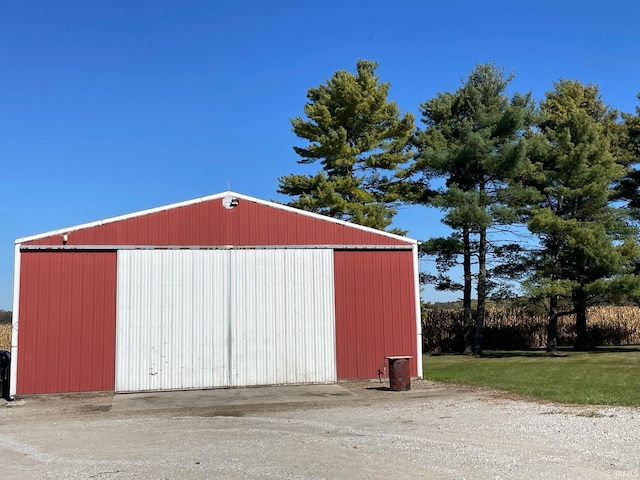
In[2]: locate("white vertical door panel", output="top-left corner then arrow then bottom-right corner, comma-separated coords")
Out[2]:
116,250 -> 229,392
230,249 -> 336,386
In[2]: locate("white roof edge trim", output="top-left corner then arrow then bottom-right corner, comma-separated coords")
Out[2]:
15,190 -> 417,245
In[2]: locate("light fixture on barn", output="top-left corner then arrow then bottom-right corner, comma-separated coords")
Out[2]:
222,195 -> 240,209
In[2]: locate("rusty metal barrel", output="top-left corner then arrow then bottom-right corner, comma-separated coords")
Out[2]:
386,356 -> 412,391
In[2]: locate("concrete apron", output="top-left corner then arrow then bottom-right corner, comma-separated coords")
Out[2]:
110,384 -> 356,412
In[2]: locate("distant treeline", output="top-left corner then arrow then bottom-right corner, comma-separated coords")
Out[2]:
422,306 -> 640,352
0,310 -> 11,325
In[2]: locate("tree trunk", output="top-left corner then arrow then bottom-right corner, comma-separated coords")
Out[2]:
474,226 -> 487,356
546,235 -> 562,355
546,295 -> 558,354
462,226 -> 474,354
573,289 -> 589,350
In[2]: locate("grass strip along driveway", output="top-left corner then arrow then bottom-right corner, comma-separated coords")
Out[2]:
423,346 -> 640,407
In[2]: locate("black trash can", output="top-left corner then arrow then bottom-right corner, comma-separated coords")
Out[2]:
386,356 -> 412,391
0,350 -> 10,401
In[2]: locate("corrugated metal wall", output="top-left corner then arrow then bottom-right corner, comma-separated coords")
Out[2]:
334,250 -> 418,379
116,249 -> 335,392
16,251 -> 117,395
15,194 -> 419,395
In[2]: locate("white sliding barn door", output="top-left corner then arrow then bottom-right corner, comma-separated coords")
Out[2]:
116,250 -> 230,392
116,249 -> 335,392
229,249 -> 336,386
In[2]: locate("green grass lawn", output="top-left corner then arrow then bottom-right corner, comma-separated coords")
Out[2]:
423,346 -> 640,407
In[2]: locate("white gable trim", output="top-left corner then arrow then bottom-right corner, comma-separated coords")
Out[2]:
15,191 -> 417,245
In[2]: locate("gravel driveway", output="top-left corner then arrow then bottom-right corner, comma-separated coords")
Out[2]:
1,380 -> 638,479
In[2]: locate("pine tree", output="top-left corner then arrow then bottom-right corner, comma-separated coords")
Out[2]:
614,94 -> 640,219
518,80 -> 639,351
408,63 -> 534,354
278,60 -> 414,231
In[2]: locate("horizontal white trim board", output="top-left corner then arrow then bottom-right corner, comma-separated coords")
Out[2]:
20,244 -> 414,251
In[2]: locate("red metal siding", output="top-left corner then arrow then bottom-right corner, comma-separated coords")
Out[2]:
24,198 -> 407,247
334,250 -> 418,380
16,251 -> 117,394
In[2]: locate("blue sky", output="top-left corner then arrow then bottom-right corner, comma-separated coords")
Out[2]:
1,1 -> 639,310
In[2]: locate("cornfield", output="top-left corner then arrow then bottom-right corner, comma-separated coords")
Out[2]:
0,324 -> 11,351
422,306 -> 640,353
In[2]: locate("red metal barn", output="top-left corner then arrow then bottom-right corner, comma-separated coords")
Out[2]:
10,192 -> 421,396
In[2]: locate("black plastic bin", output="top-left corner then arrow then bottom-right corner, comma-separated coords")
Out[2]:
0,350 -> 10,401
